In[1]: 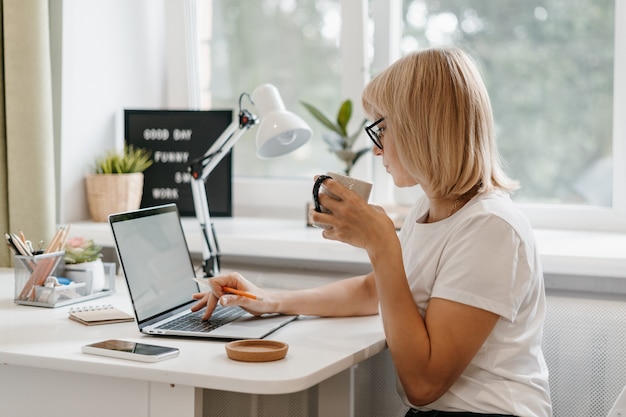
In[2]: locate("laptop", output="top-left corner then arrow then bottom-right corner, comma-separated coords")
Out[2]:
108,203 -> 297,339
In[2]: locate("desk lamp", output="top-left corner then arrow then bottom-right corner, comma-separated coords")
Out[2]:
188,84 -> 312,277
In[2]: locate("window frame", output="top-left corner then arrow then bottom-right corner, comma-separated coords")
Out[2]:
229,0 -> 626,233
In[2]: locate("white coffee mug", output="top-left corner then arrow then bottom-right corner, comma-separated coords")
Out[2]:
312,172 -> 373,229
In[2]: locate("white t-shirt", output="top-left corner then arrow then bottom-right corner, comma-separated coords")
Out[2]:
396,191 -> 552,417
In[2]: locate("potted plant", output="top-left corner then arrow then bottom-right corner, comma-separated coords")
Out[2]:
85,145 -> 153,222
63,237 -> 106,293
301,99 -> 369,176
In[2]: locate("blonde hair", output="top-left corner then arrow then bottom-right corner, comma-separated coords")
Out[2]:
362,47 -> 518,197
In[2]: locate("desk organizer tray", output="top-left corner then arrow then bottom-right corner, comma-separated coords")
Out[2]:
14,252 -> 116,308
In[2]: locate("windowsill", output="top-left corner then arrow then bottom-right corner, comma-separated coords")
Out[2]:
69,216 -> 626,282
533,229 -> 626,279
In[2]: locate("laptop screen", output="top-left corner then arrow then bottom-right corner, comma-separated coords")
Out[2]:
110,205 -> 199,322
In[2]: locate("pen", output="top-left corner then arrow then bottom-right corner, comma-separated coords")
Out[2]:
11,233 -> 32,256
221,286 -> 263,301
192,278 -> 263,300
5,233 -> 19,254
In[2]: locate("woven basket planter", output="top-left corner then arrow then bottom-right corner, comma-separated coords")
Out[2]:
85,173 -> 144,222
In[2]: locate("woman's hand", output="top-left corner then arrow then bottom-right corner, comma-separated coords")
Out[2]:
191,272 -> 277,320
309,177 -> 395,252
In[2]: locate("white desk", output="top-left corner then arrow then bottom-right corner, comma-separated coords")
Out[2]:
0,268 -> 389,417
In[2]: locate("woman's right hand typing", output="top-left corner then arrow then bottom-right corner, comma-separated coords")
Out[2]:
191,272 -> 277,320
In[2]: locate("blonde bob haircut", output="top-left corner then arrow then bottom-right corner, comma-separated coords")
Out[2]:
362,47 -> 518,198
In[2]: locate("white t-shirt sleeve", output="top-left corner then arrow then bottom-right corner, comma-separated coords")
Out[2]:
430,214 -> 533,322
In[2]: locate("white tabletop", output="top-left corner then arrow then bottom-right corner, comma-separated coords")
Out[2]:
0,268 -> 387,395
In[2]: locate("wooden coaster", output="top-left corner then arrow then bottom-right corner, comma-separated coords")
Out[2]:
225,339 -> 288,362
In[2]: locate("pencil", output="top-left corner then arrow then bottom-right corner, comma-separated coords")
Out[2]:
45,227 -> 63,253
221,286 -> 263,301
44,224 -> 71,253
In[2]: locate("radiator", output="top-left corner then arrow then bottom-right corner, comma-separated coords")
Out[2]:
543,291 -> 626,417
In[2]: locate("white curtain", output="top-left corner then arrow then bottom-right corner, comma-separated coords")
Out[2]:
0,0 -> 56,266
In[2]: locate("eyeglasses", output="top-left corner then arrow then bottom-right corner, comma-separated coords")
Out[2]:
364,117 -> 385,149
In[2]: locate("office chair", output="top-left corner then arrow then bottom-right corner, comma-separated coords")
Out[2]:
607,384 -> 626,417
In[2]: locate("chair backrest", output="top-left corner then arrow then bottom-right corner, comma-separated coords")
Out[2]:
606,384 -> 626,417
543,292 -> 626,416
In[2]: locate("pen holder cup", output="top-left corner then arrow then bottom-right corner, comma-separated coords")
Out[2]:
14,251 -> 65,303
14,252 -> 116,308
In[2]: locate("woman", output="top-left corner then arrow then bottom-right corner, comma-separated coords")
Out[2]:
192,48 -> 552,416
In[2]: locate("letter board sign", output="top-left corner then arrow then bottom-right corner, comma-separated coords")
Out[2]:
124,109 -> 233,217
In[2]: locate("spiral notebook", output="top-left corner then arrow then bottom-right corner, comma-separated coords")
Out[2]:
69,305 -> 134,326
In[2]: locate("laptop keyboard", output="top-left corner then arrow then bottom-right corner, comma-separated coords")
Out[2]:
156,306 -> 246,333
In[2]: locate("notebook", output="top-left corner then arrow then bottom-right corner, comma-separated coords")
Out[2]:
69,304 -> 135,326
108,203 -> 297,339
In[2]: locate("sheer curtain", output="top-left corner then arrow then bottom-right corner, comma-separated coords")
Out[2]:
0,0 -> 56,267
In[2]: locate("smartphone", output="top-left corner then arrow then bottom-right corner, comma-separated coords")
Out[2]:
82,339 -> 179,362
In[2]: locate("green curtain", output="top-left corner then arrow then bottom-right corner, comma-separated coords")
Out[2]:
0,0 -> 56,267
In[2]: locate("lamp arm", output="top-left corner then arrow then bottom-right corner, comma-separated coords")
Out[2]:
189,110 -> 257,277
190,175 -> 221,277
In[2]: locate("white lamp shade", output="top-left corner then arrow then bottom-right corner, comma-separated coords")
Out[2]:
251,84 -> 312,158
256,111 -> 311,158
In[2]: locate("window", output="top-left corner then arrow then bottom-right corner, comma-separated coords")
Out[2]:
394,0 -> 626,233
199,0 -> 626,232
400,0 -> 615,207
203,0 -> 350,178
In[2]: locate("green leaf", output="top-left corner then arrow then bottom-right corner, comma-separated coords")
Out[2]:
301,101 -> 344,137
336,100 -> 352,138
94,145 -> 153,174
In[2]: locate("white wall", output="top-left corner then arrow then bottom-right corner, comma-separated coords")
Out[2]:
52,0 -> 192,223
